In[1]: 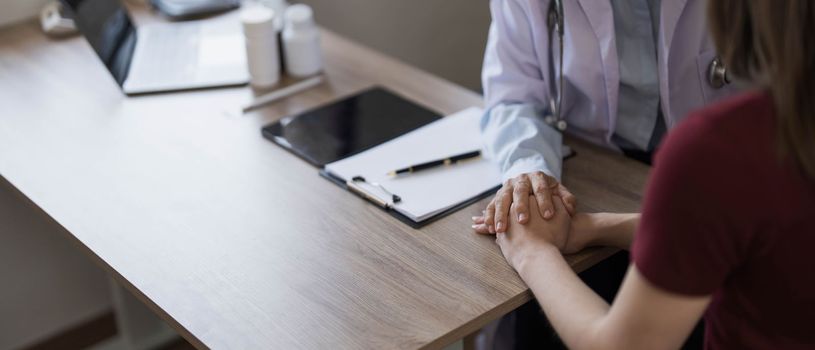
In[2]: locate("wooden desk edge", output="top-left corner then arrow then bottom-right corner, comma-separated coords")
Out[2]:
0,176 -> 209,349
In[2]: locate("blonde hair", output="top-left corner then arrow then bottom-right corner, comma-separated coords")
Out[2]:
708,0 -> 815,179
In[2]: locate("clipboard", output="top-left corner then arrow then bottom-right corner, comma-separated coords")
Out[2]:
319,169 -> 498,229
319,107 -> 506,227
262,87 -> 499,228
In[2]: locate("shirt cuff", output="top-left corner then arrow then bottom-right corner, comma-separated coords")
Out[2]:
502,157 -> 559,182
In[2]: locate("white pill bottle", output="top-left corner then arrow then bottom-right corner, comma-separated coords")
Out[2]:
241,5 -> 280,88
282,4 -> 322,77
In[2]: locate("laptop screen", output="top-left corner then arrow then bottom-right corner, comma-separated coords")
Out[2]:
62,0 -> 137,86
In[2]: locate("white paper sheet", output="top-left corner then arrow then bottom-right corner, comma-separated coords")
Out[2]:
325,107 -> 501,222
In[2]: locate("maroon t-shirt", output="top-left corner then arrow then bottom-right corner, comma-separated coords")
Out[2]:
632,91 -> 815,349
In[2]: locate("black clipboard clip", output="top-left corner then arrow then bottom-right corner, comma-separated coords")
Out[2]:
346,176 -> 401,209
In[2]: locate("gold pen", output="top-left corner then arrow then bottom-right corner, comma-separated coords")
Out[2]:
387,150 -> 481,177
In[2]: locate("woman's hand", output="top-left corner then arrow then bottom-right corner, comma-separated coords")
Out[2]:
474,211 -> 596,255
482,171 -> 576,234
475,212 -> 640,254
495,195 -> 571,271
473,213 -> 588,253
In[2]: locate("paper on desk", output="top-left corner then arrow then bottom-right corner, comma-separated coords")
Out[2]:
325,107 -> 501,222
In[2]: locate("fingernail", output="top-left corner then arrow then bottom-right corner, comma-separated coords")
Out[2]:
472,216 -> 479,221
496,221 -> 504,231
544,210 -> 553,218
519,213 -> 527,222
471,225 -> 479,229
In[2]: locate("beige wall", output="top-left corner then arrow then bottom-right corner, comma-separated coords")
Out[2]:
0,0 -> 50,27
296,0 -> 490,93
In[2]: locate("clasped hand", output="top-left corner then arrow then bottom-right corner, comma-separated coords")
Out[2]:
474,171 -> 576,234
490,195 -> 572,271
471,172 -> 602,268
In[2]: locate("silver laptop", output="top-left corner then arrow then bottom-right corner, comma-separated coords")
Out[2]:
64,0 -> 248,95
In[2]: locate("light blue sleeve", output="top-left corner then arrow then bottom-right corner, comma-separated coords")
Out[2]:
480,103 -> 563,181
481,0 -> 562,181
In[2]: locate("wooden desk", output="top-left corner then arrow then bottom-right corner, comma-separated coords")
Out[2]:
0,12 -> 649,350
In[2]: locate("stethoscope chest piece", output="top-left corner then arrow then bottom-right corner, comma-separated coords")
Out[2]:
708,56 -> 730,89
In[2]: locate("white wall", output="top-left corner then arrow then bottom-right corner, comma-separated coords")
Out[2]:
0,177 -> 112,350
0,0 -> 51,27
296,0 -> 490,92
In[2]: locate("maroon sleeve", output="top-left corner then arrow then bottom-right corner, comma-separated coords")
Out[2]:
632,114 -> 745,296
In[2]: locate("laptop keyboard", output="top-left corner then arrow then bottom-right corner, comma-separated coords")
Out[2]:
136,24 -> 199,84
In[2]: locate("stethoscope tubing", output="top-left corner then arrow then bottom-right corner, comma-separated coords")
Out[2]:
544,0 -> 730,133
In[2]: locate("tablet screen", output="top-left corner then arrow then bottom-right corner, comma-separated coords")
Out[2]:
262,87 -> 442,167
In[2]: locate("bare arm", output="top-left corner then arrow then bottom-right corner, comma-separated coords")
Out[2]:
497,198 -> 710,350
518,248 -> 709,349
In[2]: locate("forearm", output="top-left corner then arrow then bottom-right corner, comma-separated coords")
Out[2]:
481,104 -> 563,180
577,213 -> 640,250
517,245 -> 612,349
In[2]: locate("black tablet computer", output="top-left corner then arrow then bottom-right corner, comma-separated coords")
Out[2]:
261,87 -> 443,167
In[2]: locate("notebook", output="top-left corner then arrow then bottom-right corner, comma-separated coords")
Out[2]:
322,107 -> 502,226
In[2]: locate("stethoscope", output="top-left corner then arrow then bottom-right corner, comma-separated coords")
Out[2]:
544,0 -> 567,131
543,0 -> 731,133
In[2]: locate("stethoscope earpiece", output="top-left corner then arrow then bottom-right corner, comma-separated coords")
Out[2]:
543,114 -> 568,132
556,119 -> 567,131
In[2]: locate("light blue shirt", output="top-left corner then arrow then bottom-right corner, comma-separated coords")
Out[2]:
612,0 -> 662,151
480,103 -> 564,181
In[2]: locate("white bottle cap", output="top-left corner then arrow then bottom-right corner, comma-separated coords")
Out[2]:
259,0 -> 288,31
241,5 -> 276,37
285,4 -> 314,31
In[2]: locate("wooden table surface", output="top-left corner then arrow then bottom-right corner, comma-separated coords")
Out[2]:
0,9 -> 650,350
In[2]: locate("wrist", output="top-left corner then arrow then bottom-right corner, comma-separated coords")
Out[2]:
593,213 -> 639,250
568,213 -> 609,251
516,243 -> 561,277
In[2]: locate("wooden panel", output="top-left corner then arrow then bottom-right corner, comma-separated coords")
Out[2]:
0,9 -> 649,350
